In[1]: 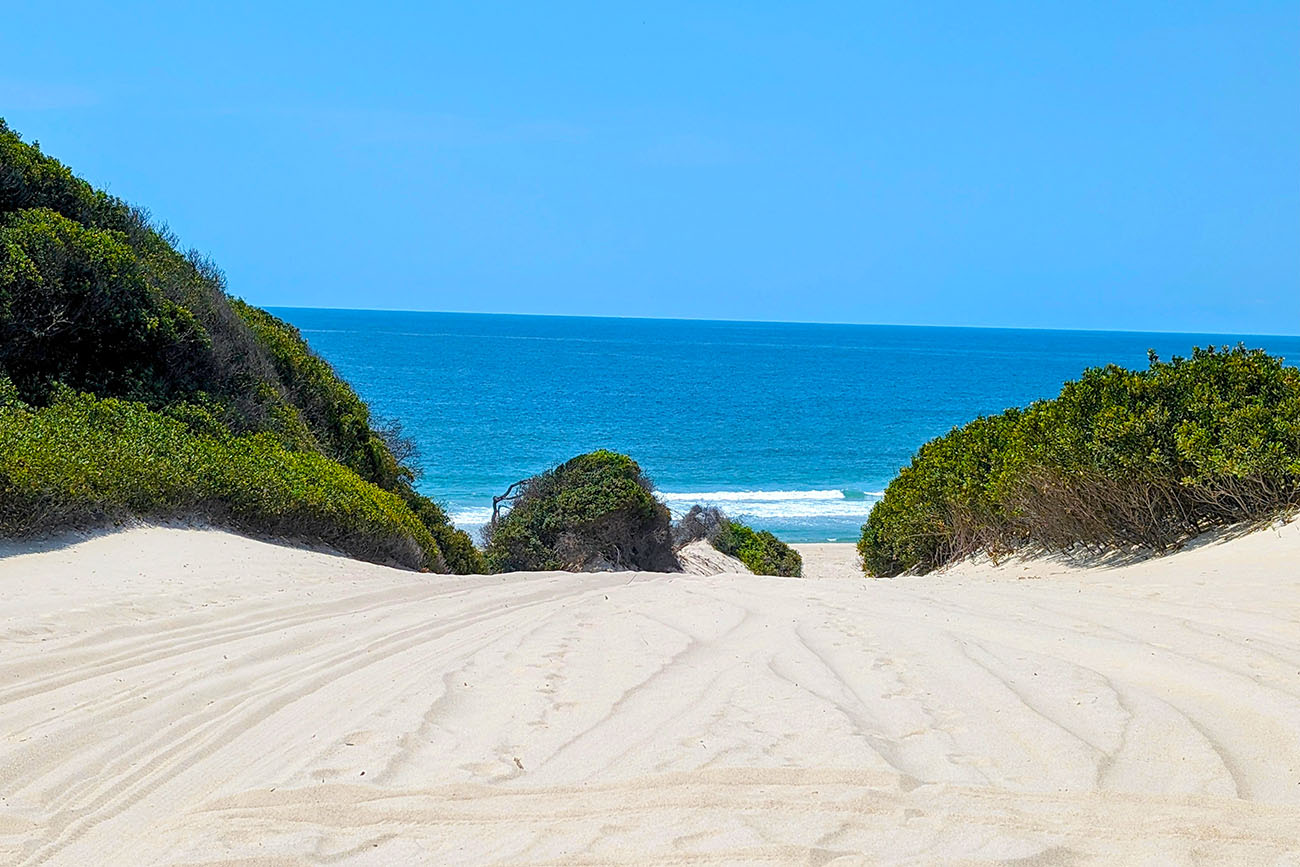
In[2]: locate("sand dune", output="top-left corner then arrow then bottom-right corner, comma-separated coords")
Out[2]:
1,523 -> 1298,865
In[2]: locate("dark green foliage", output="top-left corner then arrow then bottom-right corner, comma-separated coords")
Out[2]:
860,346 -> 1300,576
712,518 -> 803,577
0,118 -> 481,572
0,208 -> 214,404
483,450 -> 678,573
0,121 -> 133,232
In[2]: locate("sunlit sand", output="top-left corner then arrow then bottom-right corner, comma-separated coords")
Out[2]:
2,523 -> 1298,864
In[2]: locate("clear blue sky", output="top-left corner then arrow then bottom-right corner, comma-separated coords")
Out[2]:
3,2 -> 1297,332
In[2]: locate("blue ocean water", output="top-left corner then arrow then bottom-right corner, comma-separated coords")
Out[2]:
272,309 -> 1300,543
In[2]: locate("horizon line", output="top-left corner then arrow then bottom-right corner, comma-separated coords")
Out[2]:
257,303 -> 1300,341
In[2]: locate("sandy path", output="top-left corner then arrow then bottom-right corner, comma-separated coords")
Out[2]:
1,524 -> 1298,865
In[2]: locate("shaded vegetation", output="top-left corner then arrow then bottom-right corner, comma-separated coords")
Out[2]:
673,504 -> 802,577
671,504 -> 730,548
860,346 -> 1300,576
0,118 -> 481,572
483,450 -> 678,573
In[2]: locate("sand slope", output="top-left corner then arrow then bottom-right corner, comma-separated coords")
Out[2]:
1,524 -> 1298,865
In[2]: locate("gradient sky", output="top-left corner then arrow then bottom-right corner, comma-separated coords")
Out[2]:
2,2 -> 1297,332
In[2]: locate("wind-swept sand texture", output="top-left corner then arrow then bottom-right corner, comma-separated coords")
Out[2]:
675,539 -> 751,576
1,523 -> 1299,865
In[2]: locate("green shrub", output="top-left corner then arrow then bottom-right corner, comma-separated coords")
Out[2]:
0,372 -> 19,408
0,208 -> 214,405
483,450 -> 678,573
0,119 -> 132,232
673,504 -> 802,577
860,346 -> 1300,576
231,302 -> 391,477
0,390 -> 445,570
0,118 -> 482,572
713,519 -> 803,577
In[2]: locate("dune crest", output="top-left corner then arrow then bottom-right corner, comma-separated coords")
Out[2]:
2,523 -> 1298,864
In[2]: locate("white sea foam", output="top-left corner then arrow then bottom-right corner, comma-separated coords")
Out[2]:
449,506 -> 495,526
658,489 -> 856,502
450,489 -> 884,531
687,500 -> 877,519
657,489 -> 882,520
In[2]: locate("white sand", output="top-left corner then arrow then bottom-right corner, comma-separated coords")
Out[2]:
675,539 -> 751,576
2,523 -> 1299,865
795,542 -> 865,579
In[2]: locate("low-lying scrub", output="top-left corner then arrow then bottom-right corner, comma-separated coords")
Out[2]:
0,387 -> 445,570
674,504 -> 803,577
859,346 -> 1300,576
711,517 -> 803,577
483,450 -> 678,573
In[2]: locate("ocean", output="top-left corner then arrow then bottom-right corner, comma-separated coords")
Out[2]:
272,309 -> 1300,543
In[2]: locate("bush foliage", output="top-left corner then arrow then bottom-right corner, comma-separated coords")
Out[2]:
0,118 -> 482,572
0,388 -> 443,569
713,520 -> 803,577
674,504 -> 802,577
483,450 -> 678,573
859,346 -> 1300,576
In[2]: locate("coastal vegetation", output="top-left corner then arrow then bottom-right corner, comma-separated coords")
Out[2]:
715,520 -> 803,577
0,118 -> 482,573
859,346 -> 1300,576
483,450 -> 678,572
675,505 -> 802,577
484,456 -> 805,576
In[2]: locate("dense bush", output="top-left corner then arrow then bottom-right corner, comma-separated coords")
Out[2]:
483,450 -> 678,573
0,207 -> 213,405
0,121 -> 134,232
860,346 -> 1300,576
0,388 -> 443,569
712,518 -> 803,577
673,504 -> 802,577
0,118 -> 481,572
